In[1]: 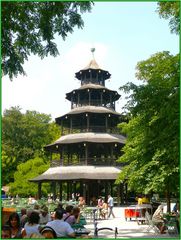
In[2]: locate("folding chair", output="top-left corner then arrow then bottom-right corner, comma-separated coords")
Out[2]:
145,211 -> 160,234
94,227 -> 118,238
166,220 -> 179,235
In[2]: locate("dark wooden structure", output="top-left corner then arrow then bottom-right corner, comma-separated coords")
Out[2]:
30,53 -> 126,205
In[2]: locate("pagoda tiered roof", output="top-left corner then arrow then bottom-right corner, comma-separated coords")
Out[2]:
46,132 -> 125,146
66,83 -> 120,101
83,59 -> 100,70
30,165 -> 121,181
75,59 -> 111,80
55,106 -> 121,123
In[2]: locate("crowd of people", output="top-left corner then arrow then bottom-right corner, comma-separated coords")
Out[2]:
2,201 -> 87,239
2,193 -> 179,238
2,194 -> 116,239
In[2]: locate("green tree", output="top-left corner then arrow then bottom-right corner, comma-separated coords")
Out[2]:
157,1 -> 180,34
8,157 -> 50,197
2,106 -> 60,184
2,1 -> 93,79
117,52 -> 179,211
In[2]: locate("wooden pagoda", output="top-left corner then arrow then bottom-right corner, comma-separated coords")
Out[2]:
30,51 -> 126,205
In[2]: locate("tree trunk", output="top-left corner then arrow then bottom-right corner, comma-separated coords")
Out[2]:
166,188 -> 171,213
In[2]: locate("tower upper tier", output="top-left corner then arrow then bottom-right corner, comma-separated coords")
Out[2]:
75,58 -> 111,86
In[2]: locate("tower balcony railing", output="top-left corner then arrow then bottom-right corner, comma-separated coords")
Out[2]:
50,158 -> 126,168
72,100 -> 115,110
64,126 -> 120,135
81,80 -> 105,86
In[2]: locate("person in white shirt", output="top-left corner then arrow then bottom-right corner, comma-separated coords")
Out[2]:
152,205 -> 166,234
22,211 -> 41,237
107,195 -> 115,218
46,209 -> 75,238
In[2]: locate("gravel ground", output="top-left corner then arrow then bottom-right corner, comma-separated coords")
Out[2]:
83,207 -> 180,239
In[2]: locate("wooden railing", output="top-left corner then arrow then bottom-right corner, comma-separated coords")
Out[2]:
50,158 -> 126,168
62,126 -> 120,135
72,101 -> 115,110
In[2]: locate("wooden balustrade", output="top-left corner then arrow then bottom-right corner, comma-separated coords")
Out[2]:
50,158 -> 126,168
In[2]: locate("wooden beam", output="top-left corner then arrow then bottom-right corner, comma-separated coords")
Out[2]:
38,182 -> 42,200
59,182 -> 62,201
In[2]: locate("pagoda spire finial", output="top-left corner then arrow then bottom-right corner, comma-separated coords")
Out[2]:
91,47 -> 95,59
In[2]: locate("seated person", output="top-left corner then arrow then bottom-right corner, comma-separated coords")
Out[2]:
63,205 -> 76,225
97,197 -> 104,218
98,196 -> 104,207
54,202 -> 66,214
22,211 -> 41,237
39,205 -> 51,225
152,205 -> 165,234
46,209 -> 75,238
78,196 -> 86,208
91,196 -> 98,206
137,195 -> 143,205
100,202 -> 108,219
172,201 -> 180,215
23,233 -> 44,238
142,195 -> 149,204
28,196 -> 37,205
33,204 -> 40,213
72,207 -> 81,224
72,207 -> 87,228
6,212 -> 24,238
172,201 -> 180,233
20,208 -> 28,227
48,196 -> 53,204
40,226 -> 57,238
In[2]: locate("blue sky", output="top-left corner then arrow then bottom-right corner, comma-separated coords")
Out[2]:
2,2 -> 179,120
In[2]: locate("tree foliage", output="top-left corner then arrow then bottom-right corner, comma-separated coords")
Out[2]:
2,106 -> 60,184
8,157 -> 50,197
2,1 -> 93,79
157,1 -> 180,34
117,52 -> 179,197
